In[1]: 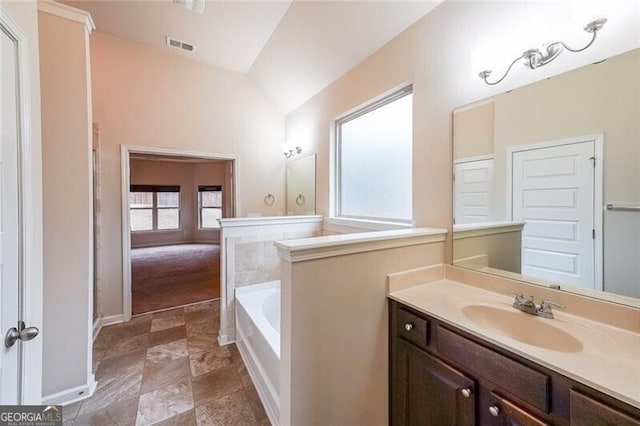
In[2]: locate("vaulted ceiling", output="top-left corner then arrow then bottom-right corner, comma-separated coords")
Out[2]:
63,0 -> 443,113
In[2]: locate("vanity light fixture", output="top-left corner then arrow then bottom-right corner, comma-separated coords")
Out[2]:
478,18 -> 607,86
283,145 -> 302,159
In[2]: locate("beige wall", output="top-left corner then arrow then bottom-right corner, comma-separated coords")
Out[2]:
1,0 -> 44,404
281,241 -> 445,424
90,33 -> 286,317
39,10 -> 93,397
453,100 -> 494,160
453,231 -> 522,273
129,159 -> 228,247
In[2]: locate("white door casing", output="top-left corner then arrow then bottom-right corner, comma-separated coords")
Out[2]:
454,156 -> 494,224
509,136 -> 603,290
120,145 -> 239,322
0,5 -> 42,405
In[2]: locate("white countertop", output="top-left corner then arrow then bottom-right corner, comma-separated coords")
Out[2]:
389,279 -> 640,409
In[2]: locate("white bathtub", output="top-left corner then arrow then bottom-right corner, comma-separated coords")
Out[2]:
235,281 -> 280,424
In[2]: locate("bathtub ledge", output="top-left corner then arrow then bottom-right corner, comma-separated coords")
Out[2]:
275,227 -> 447,262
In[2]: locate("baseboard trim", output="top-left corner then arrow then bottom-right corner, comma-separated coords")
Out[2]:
43,374 -> 97,406
92,318 -> 102,342
131,240 -> 220,249
217,333 -> 234,346
101,314 -> 125,327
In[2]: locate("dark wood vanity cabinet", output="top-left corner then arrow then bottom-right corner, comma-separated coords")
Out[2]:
395,339 -> 476,425
389,299 -> 640,426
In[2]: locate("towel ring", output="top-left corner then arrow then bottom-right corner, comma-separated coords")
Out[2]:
296,194 -> 305,205
264,193 -> 275,206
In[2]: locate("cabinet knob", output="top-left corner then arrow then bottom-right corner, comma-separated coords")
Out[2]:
461,388 -> 472,398
489,405 -> 501,417
404,323 -> 413,331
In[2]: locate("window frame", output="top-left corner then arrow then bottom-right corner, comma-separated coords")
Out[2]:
198,185 -> 223,229
334,85 -> 413,224
129,185 -> 181,232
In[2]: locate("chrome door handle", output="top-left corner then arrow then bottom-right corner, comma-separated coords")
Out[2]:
4,321 -> 39,348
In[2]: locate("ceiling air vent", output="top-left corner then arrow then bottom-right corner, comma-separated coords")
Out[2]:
165,36 -> 195,53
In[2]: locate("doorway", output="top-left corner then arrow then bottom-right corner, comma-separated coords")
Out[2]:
508,135 -> 603,290
121,147 -> 237,318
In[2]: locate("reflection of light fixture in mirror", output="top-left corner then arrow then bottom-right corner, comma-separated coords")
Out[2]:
173,0 -> 205,14
478,18 -> 607,86
282,145 -> 302,159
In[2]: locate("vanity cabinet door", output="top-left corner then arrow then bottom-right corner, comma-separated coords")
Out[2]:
570,390 -> 640,426
393,340 -> 476,426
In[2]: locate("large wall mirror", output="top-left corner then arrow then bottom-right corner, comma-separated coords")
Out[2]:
452,47 -> 639,306
286,154 -> 316,215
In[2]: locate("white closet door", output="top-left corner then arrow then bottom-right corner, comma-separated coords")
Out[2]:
512,141 -> 595,289
454,158 -> 494,224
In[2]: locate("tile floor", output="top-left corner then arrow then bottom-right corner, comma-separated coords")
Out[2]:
64,301 -> 269,425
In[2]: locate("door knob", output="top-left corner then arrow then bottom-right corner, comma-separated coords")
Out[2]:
404,323 -> 413,331
461,388 -> 472,398
489,405 -> 501,417
4,321 -> 39,348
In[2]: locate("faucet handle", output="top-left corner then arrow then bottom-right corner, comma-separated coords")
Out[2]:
537,299 -> 566,318
540,299 -> 566,310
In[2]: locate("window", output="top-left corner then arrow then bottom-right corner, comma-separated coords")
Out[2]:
335,86 -> 413,222
199,185 -> 222,228
129,185 -> 180,231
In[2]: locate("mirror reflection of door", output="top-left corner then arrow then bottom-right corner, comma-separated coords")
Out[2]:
454,157 -> 494,224
510,137 -> 602,291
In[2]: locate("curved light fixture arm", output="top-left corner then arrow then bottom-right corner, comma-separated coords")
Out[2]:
478,18 -> 607,86
479,56 -> 522,86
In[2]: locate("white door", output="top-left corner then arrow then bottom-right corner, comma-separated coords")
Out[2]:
0,10 -> 41,404
1,19 -> 22,404
454,158 -> 494,224
512,141 -> 595,289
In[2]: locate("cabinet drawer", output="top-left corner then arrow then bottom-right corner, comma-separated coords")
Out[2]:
487,392 -> 550,426
437,326 -> 550,413
397,308 -> 429,349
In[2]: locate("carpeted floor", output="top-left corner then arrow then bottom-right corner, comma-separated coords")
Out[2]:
131,244 -> 220,315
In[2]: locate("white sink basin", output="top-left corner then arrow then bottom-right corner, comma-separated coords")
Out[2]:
462,304 -> 584,353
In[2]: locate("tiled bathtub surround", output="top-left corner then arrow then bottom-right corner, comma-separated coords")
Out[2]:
218,215 -> 323,344
65,301 -> 268,425
232,238 -> 283,287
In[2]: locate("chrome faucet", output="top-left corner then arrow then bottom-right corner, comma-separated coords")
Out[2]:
506,291 -> 566,319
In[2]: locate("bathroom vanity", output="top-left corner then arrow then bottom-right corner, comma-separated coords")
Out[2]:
388,275 -> 640,426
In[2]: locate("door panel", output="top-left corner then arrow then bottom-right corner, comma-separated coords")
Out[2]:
512,141 -> 595,289
394,340 -> 476,426
454,158 -> 494,224
0,21 -> 21,404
